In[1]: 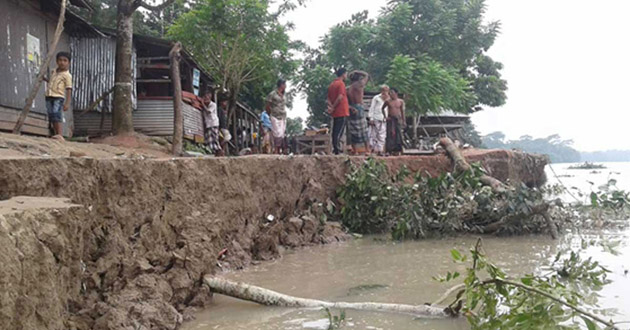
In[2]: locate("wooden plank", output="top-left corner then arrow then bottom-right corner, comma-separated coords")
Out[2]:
137,79 -> 172,83
138,56 -> 170,61
138,63 -> 171,69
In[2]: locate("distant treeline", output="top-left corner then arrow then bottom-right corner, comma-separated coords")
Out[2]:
481,132 -> 581,163
581,150 -> 630,162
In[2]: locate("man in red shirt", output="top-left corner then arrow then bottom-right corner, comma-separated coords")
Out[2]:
327,68 -> 349,154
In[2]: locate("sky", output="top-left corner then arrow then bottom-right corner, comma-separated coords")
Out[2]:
281,0 -> 630,152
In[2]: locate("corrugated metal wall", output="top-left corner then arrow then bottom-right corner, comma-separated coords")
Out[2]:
70,36 -> 137,112
74,99 -> 203,138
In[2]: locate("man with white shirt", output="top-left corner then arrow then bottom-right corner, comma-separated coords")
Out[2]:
368,85 -> 390,155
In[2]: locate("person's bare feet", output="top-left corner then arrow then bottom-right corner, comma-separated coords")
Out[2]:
51,135 -> 65,141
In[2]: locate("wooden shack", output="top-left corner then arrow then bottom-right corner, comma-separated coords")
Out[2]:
0,0 -> 102,136
71,31 -> 214,142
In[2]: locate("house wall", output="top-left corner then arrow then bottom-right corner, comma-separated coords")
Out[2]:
0,0 -> 73,136
74,99 -> 203,140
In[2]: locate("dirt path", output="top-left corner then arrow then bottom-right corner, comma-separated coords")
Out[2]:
0,132 -> 171,159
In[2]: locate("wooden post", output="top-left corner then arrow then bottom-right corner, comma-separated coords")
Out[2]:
169,42 -> 183,156
13,0 -> 68,134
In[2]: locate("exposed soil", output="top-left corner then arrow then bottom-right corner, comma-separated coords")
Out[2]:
0,134 -> 548,330
0,132 -> 171,159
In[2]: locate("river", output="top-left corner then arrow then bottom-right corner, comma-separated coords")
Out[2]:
183,162 -> 630,330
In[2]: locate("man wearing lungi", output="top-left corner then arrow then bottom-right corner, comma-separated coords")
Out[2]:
347,71 -> 370,155
266,79 -> 287,154
368,85 -> 390,155
383,88 -> 406,155
202,92 -> 222,156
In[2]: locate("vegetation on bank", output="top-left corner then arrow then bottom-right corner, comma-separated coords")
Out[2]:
337,158 -> 629,240
337,158 -> 558,240
335,158 -> 629,329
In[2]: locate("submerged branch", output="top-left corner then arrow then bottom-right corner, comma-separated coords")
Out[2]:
481,278 -> 617,329
204,277 -> 452,319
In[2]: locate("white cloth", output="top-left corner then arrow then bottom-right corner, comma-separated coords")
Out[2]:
369,121 -> 387,152
369,94 -> 388,122
202,101 -> 220,128
270,116 -> 286,139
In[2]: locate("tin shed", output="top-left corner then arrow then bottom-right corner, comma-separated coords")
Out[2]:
0,0 -> 102,136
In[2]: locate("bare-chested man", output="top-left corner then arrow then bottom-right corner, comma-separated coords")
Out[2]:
346,71 -> 370,154
383,88 -> 405,155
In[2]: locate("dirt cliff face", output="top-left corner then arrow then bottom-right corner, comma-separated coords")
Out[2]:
0,152 -> 547,330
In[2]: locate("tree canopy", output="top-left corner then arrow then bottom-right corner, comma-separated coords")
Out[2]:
299,0 -> 507,126
168,0 -> 301,112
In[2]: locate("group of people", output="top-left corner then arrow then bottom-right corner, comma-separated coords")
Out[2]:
327,68 -> 406,155
201,79 -> 289,156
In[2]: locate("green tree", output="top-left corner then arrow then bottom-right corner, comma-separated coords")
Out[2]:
300,0 -> 507,126
286,117 -> 304,136
168,0 -> 301,119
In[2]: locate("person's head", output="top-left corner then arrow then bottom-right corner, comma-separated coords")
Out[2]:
277,79 -> 286,93
202,91 -> 213,104
336,68 -> 347,80
390,88 -> 399,99
220,99 -> 228,108
380,85 -> 390,96
56,52 -> 71,70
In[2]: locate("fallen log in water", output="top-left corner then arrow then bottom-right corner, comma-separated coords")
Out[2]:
204,277 -> 452,319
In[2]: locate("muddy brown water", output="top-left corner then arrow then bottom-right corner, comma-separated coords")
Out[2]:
183,163 -> 630,330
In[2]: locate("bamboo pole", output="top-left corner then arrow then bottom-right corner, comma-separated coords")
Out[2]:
169,42 -> 183,156
204,277 -> 451,319
13,0 -> 68,134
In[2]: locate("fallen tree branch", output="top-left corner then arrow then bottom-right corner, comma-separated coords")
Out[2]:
440,137 -> 557,239
204,277 -> 451,319
482,278 -> 617,329
439,137 -> 507,193
431,283 -> 465,306
13,0 -> 68,134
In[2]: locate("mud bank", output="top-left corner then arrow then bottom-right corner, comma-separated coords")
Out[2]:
0,150 -> 547,330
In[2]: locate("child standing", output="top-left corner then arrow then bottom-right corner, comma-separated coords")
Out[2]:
260,109 -> 272,153
45,52 -> 73,139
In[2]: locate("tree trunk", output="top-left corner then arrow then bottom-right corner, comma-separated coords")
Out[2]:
439,137 -> 507,193
13,0 -> 68,134
204,277 -> 451,319
169,42 -> 183,156
112,0 -> 135,135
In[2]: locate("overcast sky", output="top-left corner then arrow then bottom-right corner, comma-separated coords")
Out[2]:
281,0 -> 630,152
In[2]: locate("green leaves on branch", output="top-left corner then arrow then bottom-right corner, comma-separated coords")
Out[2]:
438,240 -> 617,329
300,0 -> 508,125
337,158 -> 555,240
168,0 -> 300,110
385,55 -> 477,115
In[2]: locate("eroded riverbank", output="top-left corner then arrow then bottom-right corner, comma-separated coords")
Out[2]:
0,151 -> 547,330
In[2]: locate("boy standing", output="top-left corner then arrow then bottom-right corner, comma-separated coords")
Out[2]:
45,52 -> 73,139
260,109 -> 272,154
